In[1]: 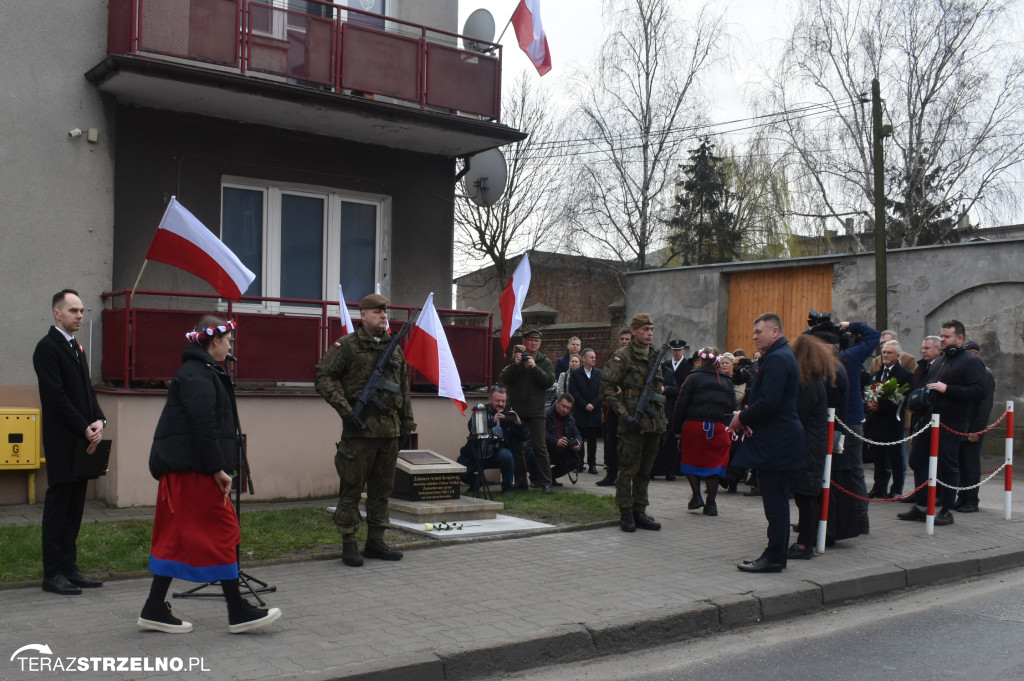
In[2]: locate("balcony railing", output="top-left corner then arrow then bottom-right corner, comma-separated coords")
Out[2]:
101,289 -> 494,392
106,0 -> 502,121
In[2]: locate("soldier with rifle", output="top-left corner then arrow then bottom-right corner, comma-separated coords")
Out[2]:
600,313 -> 672,533
315,294 -> 416,567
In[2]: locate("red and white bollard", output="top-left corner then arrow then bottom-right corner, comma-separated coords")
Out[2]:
925,413 -> 940,535
1005,401 -> 1014,521
816,408 -> 835,554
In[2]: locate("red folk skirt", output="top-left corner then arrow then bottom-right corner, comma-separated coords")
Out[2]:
148,472 -> 240,582
679,420 -> 731,478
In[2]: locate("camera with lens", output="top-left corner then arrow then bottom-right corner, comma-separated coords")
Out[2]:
805,308 -> 861,351
566,437 -> 580,449
733,357 -> 754,386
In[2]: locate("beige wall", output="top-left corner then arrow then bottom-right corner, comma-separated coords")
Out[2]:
0,388 -> 481,508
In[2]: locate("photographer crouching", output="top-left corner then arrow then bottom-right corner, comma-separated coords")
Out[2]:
533,393 -> 583,486
457,387 -> 526,495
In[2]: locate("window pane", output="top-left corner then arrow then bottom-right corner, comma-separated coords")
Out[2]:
340,201 -> 377,301
280,194 -> 324,303
222,187 -> 263,297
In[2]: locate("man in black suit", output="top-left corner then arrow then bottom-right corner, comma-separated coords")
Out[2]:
955,340 -> 995,513
568,348 -> 602,474
865,340 -> 914,498
33,289 -> 106,595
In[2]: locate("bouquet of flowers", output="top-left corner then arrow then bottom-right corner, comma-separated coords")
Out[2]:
863,377 -> 910,408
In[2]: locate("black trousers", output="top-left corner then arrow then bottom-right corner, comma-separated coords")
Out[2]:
757,470 -> 790,565
910,420 -> 965,510
793,493 -> 819,548
42,479 -> 89,578
957,436 -> 983,505
603,417 -> 619,478
577,425 -> 601,466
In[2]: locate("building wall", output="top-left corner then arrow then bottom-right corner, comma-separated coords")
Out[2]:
625,239 -> 1024,428
0,390 -> 482,507
0,0 -> 113,388
112,106 -> 455,310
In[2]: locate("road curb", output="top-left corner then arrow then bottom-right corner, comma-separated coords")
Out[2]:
334,544 -> 1024,681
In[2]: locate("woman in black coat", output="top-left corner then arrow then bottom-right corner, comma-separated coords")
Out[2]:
138,316 -> 282,635
786,335 -> 836,559
671,348 -> 736,516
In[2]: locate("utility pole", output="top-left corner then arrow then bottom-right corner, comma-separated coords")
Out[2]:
872,78 -> 892,331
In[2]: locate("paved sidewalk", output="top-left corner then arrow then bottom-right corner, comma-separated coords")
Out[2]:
2,468 -> 1022,681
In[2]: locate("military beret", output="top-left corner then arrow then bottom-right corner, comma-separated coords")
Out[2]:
668,339 -> 688,350
522,328 -> 543,339
630,313 -> 653,329
963,340 -> 981,353
359,293 -> 388,310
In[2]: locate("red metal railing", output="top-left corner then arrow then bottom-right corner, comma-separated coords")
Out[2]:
100,289 -> 493,391
106,0 -> 501,120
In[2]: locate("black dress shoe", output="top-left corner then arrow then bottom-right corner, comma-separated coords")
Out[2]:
786,543 -> 813,560
551,480 -> 564,487
588,465 -> 598,475
595,477 -> 616,487
899,495 -> 917,504
619,513 -> 636,532
743,487 -> 761,497
897,506 -> 927,522
42,574 -> 82,595
737,556 -> 785,573
933,509 -> 955,526
955,503 -> 979,513
633,512 -> 661,530
665,473 -> 677,481
66,569 -> 103,588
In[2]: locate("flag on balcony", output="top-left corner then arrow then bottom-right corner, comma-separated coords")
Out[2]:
145,197 -> 256,300
404,293 -> 467,413
337,285 -> 356,336
498,252 -> 531,353
511,0 -> 551,76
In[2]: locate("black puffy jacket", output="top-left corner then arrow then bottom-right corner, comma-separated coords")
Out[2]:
671,365 -> 736,435
150,344 -> 239,479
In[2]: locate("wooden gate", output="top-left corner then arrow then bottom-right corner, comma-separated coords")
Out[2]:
725,265 -> 834,354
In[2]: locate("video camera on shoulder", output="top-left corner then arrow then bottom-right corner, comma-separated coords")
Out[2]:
804,308 -> 861,351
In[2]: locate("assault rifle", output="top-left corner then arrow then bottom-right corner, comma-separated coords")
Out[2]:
633,330 -> 674,422
348,308 -> 420,430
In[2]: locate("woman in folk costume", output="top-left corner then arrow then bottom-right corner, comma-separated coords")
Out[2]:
138,316 -> 282,634
671,347 -> 736,517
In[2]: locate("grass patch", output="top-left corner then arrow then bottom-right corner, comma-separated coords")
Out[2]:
0,491 -> 615,584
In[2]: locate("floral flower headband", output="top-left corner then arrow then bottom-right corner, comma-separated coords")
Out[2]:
185,320 -> 236,344
698,349 -> 719,364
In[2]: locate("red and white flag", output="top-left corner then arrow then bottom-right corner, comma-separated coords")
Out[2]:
145,197 -> 256,300
498,252 -> 531,353
404,293 -> 467,413
511,0 -> 552,76
338,284 -> 356,336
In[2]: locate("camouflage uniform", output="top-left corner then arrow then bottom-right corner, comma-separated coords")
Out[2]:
314,324 -> 415,540
600,340 -> 666,514
498,350 -> 556,487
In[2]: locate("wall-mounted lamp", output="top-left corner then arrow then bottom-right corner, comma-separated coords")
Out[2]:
68,128 -> 99,143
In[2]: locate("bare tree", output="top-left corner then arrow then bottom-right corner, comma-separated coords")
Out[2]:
762,0 -> 1024,246
454,74 -> 566,288
566,0 -> 727,269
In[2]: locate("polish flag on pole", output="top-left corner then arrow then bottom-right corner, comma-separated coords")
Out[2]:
511,0 -> 552,76
337,284 -> 356,336
145,197 -> 256,300
498,252 -> 531,353
404,293 -> 467,413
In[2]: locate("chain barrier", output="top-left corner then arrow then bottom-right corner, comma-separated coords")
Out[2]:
834,416 -> 931,446
939,410 -> 1009,437
829,478 -> 931,503
835,408 -> 1010,447
934,462 -> 1009,492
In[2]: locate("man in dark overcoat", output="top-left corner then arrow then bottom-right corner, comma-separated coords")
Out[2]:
568,348 -> 602,474
729,312 -> 805,572
33,289 -> 106,595
865,340 -> 914,498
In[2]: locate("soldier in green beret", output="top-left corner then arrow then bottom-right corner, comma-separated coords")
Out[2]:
315,294 -> 416,567
600,313 -> 666,532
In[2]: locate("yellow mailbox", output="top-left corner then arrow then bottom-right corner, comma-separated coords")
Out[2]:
0,409 -> 41,469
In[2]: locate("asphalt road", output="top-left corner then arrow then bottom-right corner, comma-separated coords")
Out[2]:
484,567 -> 1024,681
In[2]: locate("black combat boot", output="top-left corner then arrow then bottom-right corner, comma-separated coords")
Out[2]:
619,513 -> 636,532
341,541 -> 363,567
363,538 -> 403,561
633,512 -> 661,531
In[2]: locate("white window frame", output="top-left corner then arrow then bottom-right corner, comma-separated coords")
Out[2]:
221,177 -> 391,316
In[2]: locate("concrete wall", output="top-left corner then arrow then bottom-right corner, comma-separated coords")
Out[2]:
0,0 -> 114,388
625,239 -> 1024,428
0,389 -> 481,507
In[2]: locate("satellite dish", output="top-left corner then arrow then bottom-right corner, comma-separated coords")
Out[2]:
462,8 -> 495,53
462,148 -> 508,207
